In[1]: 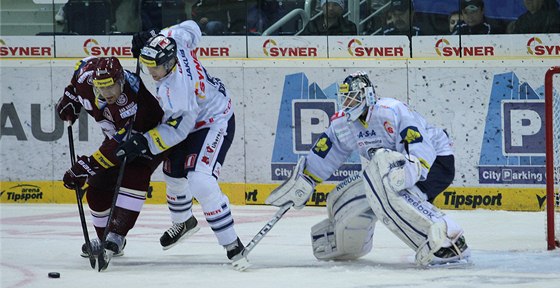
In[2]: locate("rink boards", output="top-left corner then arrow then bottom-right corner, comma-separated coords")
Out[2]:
0,56 -> 558,211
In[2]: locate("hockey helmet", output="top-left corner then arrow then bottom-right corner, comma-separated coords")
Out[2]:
92,57 -> 125,103
139,35 -> 177,71
338,71 -> 376,122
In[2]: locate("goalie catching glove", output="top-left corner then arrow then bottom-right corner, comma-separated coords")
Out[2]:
265,157 -> 315,210
372,148 -> 423,192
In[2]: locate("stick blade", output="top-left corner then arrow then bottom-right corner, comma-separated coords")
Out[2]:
231,252 -> 251,272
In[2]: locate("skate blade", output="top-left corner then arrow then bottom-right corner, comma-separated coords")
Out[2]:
162,226 -> 201,251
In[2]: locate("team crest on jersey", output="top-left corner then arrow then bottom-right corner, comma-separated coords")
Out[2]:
400,126 -> 423,144
116,94 -> 127,106
312,133 -> 332,158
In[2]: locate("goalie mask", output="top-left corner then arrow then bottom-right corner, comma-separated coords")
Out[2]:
139,35 -> 177,81
338,72 -> 376,122
92,57 -> 124,105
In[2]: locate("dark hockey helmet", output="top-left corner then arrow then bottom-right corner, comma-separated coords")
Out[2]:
338,71 -> 376,122
92,57 -> 125,101
92,57 -> 124,87
139,35 -> 177,71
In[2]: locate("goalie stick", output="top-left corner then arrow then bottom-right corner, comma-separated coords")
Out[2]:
231,202 -> 292,271
67,121 -> 96,269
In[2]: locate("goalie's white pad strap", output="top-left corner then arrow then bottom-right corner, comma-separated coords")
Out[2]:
265,157 -> 314,209
363,149 -> 450,265
311,174 -> 376,261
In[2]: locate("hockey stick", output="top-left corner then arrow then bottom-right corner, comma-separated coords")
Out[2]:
98,59 -> 141,271
231,202 -> 292,270
97,115 -> 136,272
67,121 -> 96,269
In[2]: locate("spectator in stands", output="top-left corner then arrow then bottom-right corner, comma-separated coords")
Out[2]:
247,0 -> 284,34
300,0 -> 357,35
59,0 -> 115,35
452,0 -> 493,35
141,0 -> 190,31
448,11 -> 460,34
192,0 -> 247,35
512,0 -> 560,34
382,0 -> 422,36
361,0 -> 390,35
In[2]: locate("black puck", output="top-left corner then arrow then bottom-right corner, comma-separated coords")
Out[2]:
48,272 -> 60,278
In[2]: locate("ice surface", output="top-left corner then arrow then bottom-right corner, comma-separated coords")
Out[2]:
1,204 -> 559,288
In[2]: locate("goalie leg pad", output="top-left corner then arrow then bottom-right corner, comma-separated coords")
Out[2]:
364,151 -> 469,266
363,150 -> 455,261
311,174 -> 377,261
311,212 -> 376,261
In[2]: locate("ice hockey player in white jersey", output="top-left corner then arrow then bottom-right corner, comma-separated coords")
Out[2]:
266,71 -> 471,267
122,20 -> 247,269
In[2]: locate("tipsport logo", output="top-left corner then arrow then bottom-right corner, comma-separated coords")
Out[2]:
478,71 -> 556,184
270,73 -> 361,181
1,184 -> 43,202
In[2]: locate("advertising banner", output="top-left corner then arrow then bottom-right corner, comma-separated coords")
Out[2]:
328,35 -> 410,58
247,36 -> 328,58
412,34 -> 560,58
0,36 -> 54,58
1,59 -> 557,210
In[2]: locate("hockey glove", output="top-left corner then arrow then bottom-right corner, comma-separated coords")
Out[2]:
116,133 -> 150,163
63,156 -> 98,190
56,85 -> 82,124
131,29 -> 160,58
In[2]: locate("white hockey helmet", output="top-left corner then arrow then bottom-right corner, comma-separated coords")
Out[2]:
338,71 -> 376,122
139,35 -> 177,75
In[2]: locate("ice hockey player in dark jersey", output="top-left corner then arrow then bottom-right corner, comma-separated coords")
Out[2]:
56,56 -> 165,271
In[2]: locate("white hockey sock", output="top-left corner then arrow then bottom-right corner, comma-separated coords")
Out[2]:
189,171 -> 237,246
165,175 -> 194,223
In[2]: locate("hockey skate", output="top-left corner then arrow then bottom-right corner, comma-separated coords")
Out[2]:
98,232 -> 126,272
427,236 -> 472,268
226,237 -> 251,271
81,238 -> 126,258
160,216 -> 200,250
